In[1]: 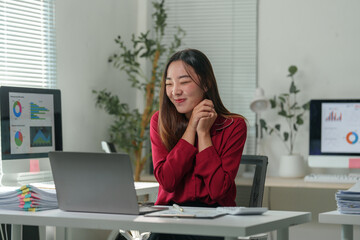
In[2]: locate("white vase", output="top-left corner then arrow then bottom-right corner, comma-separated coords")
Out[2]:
278,154 -> 306,178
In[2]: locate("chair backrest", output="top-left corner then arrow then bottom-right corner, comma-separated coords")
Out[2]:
101,141 -> 117,153
238,155 -> 268,207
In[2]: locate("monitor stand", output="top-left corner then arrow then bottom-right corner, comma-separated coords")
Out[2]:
0,157 -> 53,186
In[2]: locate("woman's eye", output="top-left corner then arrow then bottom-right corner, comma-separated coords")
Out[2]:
165,82 -> 172,86
180,81 -> 191,84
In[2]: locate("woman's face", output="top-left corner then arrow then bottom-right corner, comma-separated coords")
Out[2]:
165,60 -> 205,118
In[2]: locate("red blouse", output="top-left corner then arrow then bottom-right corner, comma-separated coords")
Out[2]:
150,111 -> 247,206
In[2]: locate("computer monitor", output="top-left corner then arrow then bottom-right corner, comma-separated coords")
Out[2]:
308,99 -> 360,168
0,86 -> 62,181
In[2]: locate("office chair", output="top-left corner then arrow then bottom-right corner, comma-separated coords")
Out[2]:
101,141 -> 117,153
238,155 -> 268,207
237,155 -> 268,240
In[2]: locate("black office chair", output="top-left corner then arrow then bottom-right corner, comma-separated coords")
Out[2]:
237,155 -> 268,240
239,155 -> 268,207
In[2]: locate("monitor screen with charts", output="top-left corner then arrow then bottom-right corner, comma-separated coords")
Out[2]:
0,86 -> 62,160
0,86 -> 62,183
308,99 -> 360,168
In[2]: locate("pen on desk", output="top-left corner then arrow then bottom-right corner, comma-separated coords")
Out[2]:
172,204 -> 184,212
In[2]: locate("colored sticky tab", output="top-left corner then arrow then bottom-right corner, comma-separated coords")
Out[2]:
20,192 -> 31,198
31,195 -> 40,200
25,193 -> 32,198
21,188 -> 30,194
349,158 -> 360,168
23,202 -> 32,208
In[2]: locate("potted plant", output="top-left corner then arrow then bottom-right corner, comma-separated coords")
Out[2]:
260,65 -> 310,177
93,0 -> 185,181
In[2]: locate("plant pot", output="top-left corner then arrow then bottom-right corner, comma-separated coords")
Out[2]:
278,154 -> 306,178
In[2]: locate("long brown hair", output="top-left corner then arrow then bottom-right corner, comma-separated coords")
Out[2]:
159,49 -> 243,151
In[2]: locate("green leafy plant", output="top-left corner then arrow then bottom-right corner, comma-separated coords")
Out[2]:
93,0 -> 185,181
260,66 -> 310,155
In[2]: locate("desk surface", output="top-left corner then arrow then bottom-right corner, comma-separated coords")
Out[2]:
134,182 -> 159,196
0,209 -> 311,238
261,177 -> 353,190
319,210 -> 360,225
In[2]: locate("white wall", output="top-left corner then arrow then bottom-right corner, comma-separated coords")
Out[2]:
258,1 -> 360,239
258,0 -> 360,176
56,0 -> 138,153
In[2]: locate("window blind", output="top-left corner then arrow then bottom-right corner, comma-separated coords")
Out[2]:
0,0 -> 56,89
162,0 -> 257,154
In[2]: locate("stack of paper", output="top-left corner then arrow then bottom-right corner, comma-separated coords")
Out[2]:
336,181 -> 360,214
0,183 -> 58,212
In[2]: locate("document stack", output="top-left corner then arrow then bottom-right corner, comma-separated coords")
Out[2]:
336,181 -> 360,214
0,183 -> 58,211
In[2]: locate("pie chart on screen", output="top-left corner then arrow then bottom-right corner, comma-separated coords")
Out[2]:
13,101 -> 22,117
346,132 -> 358,144
15,131 -> 23,146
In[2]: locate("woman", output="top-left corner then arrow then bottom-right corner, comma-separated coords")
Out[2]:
148,49 -> 247,240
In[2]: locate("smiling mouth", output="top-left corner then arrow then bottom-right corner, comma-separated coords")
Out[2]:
174,99 -> 185,103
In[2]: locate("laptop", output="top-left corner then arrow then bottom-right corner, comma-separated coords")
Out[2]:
49,151 -> 164,214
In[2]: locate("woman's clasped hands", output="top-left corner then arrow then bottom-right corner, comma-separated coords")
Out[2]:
188,99 -> 217,135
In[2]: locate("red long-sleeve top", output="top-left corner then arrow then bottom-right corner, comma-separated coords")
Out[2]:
150,111 -> 247,206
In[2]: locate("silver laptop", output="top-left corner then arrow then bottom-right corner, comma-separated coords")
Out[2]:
49,151 -> 160,214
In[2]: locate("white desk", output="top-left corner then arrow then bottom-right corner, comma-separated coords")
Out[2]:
0,181 -> 159,240
134,181 -> 159,201
319,210 -> 360,240
0,209 -> 311,240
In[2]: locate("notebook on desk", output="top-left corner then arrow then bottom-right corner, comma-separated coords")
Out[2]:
145,206 -> 268,218
145,206 -> 226,218
48,151 -> 164,215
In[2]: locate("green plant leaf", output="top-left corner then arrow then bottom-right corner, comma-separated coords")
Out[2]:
275,124 -> 280,131
280,102 -> 284,111
296,115 -> 304,125
279,96 -> 286,103
260,119 -> 267,131
288,65 -> 297,77
278,110 -> 287,117
283,132 -> 289,141
270,96 -> 276,108
303,101 -> 310,110
293,124 -> 298,131
269,129 -> 274,135
290,81 -> 297,93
